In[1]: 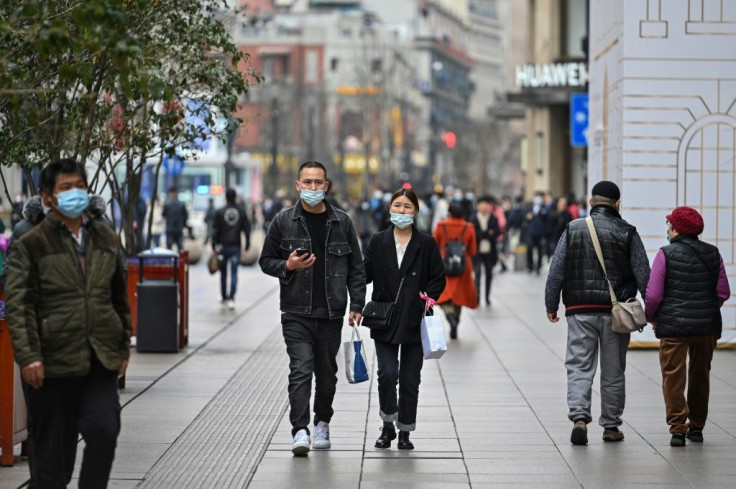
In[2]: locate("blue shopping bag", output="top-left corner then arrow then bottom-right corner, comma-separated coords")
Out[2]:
344,327 -> 369,384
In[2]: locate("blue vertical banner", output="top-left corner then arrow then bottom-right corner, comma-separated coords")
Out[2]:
570,93 -> 589,148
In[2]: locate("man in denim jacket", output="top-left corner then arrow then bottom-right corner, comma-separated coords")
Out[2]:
260,161 -> 366,456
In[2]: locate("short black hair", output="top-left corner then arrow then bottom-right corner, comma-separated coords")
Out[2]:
226,188 -> 236,203
448,202 -> 465,218
168,186 -> 178,194
40,159 -> 87,192
297,161 -> 327,180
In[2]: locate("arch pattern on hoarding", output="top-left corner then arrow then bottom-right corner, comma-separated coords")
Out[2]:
677,114 -> 736,266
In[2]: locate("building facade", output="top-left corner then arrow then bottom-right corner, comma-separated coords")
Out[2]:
589,0 -> 736,344
510,0 -> 588,200
232,0 -> 483,198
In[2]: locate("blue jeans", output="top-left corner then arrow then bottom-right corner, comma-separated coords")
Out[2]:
219,245 -> 240,300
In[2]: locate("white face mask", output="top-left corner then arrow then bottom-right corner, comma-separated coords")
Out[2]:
299,188 -> 325,207
390,212 -> 414,229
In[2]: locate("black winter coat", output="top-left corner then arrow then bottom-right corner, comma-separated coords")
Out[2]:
363,226 -> 446,344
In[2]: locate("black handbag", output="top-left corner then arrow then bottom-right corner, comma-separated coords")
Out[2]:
361,275 -> 406,330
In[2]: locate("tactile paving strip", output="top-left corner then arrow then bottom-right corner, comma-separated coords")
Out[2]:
138,327 -> 288,488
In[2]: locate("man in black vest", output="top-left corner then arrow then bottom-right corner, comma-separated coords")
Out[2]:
644,206 -> 730,446
544,181 -> 650,445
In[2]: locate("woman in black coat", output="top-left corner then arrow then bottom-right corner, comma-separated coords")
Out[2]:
362,187 -> 446,450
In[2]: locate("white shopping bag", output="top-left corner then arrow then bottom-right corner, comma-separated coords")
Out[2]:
420,307 -> 447,359
343,327 -> 370,383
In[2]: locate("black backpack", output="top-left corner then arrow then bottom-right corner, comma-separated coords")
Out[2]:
442,224 -> 467,276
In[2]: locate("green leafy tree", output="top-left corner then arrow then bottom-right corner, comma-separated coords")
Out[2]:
0,0 -> 261,253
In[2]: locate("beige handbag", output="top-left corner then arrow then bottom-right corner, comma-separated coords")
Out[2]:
585,217 -> 647,334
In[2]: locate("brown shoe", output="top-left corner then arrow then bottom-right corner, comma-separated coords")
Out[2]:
602,427 -> 625,442
571,420 -> 588,445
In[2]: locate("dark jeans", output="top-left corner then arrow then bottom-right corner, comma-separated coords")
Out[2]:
166,229 -> 183,252
526,235 -> 544,273
473,252 -> 495,302
219,245 -> 241,300
374,340 -> 424,431
282,313 -> 343,436
23,356 -> 120,489
659,336 -> 717,434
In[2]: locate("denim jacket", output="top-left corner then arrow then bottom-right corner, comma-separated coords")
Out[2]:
259,201 -> 366,319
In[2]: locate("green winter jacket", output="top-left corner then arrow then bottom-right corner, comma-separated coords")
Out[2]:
6,213 -> 131,377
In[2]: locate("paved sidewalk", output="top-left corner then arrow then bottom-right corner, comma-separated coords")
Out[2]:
2,264 -> 736,488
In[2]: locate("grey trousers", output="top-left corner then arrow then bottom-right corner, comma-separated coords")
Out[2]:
565,313 -> 630,428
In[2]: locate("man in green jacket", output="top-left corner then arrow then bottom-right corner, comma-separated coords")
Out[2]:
6,158 -> 131,488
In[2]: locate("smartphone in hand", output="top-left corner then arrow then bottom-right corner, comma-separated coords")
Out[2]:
295,248 -> 308,257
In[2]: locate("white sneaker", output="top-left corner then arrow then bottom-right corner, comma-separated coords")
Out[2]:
292,429 -> 310,456
312,421 -> 330,449
227,299 -> 235,310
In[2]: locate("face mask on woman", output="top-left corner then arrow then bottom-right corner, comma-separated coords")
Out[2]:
390,213 -> 414,229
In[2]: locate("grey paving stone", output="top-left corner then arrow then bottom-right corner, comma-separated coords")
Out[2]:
360,482 -> 470,489
469,473 -> 582,485
361,472 -> 470,483
362,458 -> 468,474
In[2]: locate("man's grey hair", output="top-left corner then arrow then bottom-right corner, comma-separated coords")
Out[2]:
591,195 -> 618,207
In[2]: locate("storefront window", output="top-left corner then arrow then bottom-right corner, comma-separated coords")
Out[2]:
564,0 -> 587,59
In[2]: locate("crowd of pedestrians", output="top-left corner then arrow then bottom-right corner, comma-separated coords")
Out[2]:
1,158 -> 730,486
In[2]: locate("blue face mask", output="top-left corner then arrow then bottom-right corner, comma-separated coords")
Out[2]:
300,188 -> 325,207
55,188 -> 89,218
390,212 -> 414,229
666,233 -> 671,243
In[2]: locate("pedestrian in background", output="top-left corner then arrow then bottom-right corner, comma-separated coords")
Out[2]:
545,181 -> 650,445
363,188 -> 445,450
645,206 -> 730,447
162,186 -> 188,252
147,196 -> 165,247
524,191 -> 549,275
469,195 -> 500,306
549,196 -> 573,254
203,197 -> 216,245
212,188 -> 251,310
6,159 -> 131,488
433,202 -> 477,339
259,161 -> 366,456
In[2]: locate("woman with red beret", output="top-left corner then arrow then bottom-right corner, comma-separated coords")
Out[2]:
645,206 -> 730,447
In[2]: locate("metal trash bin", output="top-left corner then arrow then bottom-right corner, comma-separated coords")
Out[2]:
136,250 -> 179,353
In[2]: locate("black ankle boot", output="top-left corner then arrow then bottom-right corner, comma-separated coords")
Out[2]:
397,431 -> 414,450
447,314 -> 458,339
374,426 -> 396,449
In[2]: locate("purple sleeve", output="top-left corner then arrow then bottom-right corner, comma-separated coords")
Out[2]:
645,250 -> 666,322
717,255 -> 731,306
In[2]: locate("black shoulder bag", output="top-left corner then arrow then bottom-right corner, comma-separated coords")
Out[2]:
361,275 -> 406,330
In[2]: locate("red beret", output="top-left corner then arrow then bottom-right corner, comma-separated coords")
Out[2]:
667,206 -> 704,236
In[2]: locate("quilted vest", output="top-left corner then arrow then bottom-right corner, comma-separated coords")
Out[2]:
562,206 -> 638,315
655,236 -> 722,338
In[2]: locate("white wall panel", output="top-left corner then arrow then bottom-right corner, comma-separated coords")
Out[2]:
590,0 -> 736,345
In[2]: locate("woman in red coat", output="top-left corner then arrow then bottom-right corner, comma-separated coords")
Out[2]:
433,202 -> 478,339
